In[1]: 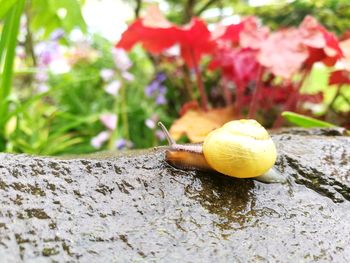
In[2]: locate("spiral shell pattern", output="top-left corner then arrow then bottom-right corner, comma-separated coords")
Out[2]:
203,119 -> 277,178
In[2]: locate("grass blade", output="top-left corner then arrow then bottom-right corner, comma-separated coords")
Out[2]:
281,111 -> 336,128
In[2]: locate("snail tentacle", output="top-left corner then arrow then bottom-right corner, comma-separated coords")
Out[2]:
158,122 -> 175,146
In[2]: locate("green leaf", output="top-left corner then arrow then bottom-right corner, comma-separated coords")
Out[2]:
0,0 -> 25,145
281,111 -> 336,128
0,0 -> 18,19
30,0 -> 86,38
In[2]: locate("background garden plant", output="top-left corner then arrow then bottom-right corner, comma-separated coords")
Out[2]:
0,0 -> 349,155
117,4 -> 349,141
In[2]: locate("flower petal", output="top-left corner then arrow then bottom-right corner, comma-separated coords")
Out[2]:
100,113 -> 117,130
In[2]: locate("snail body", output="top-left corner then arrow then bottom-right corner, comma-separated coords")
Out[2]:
159,120 -> 285,183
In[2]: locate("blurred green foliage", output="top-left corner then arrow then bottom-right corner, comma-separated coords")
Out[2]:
238,0 -> 350,35
29,0 -> 86,38
127,0 -> 238,23
1,0 -> 167,155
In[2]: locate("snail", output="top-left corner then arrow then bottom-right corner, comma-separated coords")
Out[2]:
158,119 -> 285,183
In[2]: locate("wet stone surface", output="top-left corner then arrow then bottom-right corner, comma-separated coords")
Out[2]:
0,129 -> 349,262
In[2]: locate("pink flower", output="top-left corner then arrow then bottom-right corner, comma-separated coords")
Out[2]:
257,29 -> 308,79
112,48 -> 132,72
100,113 -> 117,130
121,71 -> 134,81
240,17 -> 269,50
155,129 -> 166,141
35,70 -> 48,82
145,114 -> 159,129
91,131 -> 110,149
299,16 -> 343,67
37,84 -> 49,93
104,80 -> 121,96
145,119 -> 156,129
100,68 -> 115,82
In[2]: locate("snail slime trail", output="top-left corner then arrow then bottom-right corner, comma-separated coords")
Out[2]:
158,121 -> 286,183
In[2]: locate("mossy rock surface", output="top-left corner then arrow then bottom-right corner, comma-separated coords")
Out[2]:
0,128 -> 349,262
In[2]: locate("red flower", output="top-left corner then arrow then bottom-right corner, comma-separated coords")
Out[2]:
177,19 -> 215,67
260,85 -> 294,105
258,85 -> 323,109
215,22 -> 244,45
299,16 -> 343,67
329,70 -> 350,85
116,19 -> 180,53
298,92 -> 324,104
210,47 -> 259,89
116,5 -> 214,67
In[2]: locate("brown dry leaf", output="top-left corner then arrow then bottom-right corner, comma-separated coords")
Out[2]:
169,106 -> 235,142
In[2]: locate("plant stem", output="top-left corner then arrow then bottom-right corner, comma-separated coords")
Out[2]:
134,0 -> 142,18
120,82 -> 130,140
196,0 -> 219,16
248,65 -> 263,119
234,81 -> 244,118
327,84 -> 342,111
273,70 -> 308,128
25,7 -> 36,67
221,78 -> 232,106
340,90 -> 350,106
190,48 -> 209,111
183,0 -> 195,23
182,65 -> 194,101
108,93 -> 120,150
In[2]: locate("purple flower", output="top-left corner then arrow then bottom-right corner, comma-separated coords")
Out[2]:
115,139 -> 133,150
145,81 -> 159,97
155,72 -> 166,83
35,41 -> 60,66
100,113 -> 117,130
104,80 -> 121,96
158,85 -> 166,94
50,29 -> 65,41
115,138 -> 126,150
91,131 -> 110,149
145,72 -> 167,104
156,94 -> 167,105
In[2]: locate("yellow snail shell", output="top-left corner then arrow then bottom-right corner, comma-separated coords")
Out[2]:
203,119 -> 277,178
158,120 -> 284,183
